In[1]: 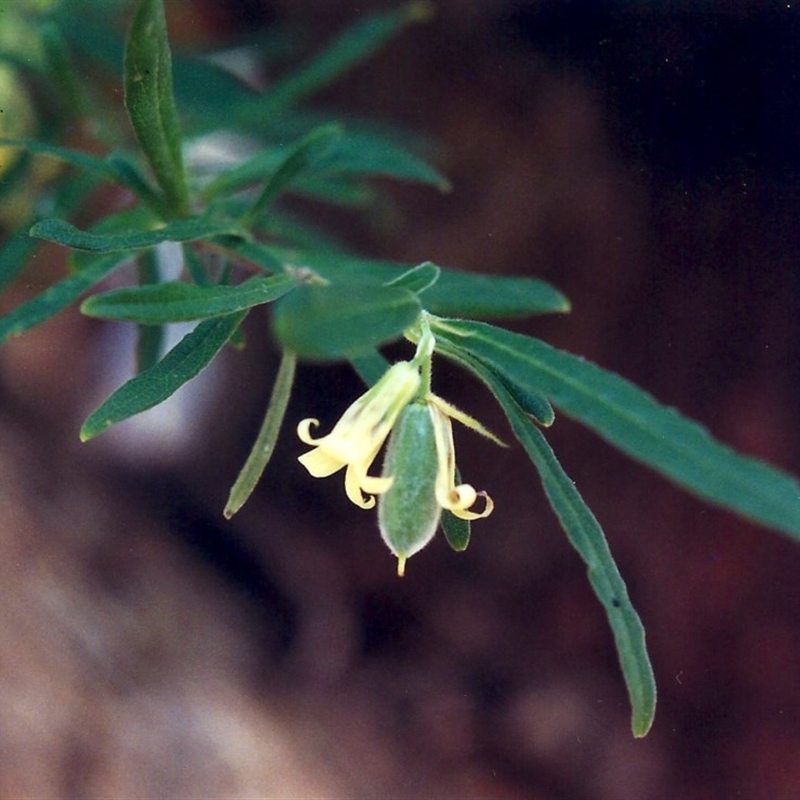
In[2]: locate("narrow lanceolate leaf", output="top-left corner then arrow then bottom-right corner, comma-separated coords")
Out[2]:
432,318 -> 800,543
0,253 -> 131,345
30,217 -> 244,253
0,138 -> 112,177
432,335 -> 555,427
124,0 -> 188,215
272,283 -> 420,360
268,247 -> 570,318
259,2 -> 434,111
497,386 -> 656,738
106,152 -> 170,218
224,350 -> 297,518
241,124 -> 343,225
80,311 -> 246,441
314,132 -> 450,191
81,274 -> 295,323
205,131 -> 449,200
385,261 -> 441,295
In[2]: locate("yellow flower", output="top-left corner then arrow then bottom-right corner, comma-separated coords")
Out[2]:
297,361 -> 421,509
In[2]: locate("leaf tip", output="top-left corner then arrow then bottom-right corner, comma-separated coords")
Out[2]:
632,713 -> 655,739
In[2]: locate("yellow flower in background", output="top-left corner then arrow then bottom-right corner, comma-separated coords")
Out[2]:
297,360 -> 421,509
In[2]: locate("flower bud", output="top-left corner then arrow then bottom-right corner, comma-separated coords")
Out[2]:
378,402 -> 440,576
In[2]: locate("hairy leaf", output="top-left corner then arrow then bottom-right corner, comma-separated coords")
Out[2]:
82,274 -> 295,323
30,217 -> 244,253
80,311 -> 245,441
124,0 -> 187,215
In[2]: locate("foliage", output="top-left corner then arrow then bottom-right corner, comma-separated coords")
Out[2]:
3,0 -> 800,739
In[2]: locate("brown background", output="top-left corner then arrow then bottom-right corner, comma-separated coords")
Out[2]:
2,1 -> 800,797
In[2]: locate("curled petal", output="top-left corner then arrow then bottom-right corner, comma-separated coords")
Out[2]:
448,488 -> 494,520
430,402 -> 494,520
297,418 -> 323,445
345,466 -> 394,509
296,360 -> 420,509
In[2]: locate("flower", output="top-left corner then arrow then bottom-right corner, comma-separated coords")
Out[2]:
297,360 -> 421,509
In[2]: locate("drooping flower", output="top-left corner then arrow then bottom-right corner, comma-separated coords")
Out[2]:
296,360 -> 420,509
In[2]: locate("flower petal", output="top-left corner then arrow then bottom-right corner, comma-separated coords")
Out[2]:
430,401 -> 494,520
297,447 -> 344,478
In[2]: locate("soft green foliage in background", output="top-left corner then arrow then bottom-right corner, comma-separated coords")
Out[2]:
3,0 -> 800,738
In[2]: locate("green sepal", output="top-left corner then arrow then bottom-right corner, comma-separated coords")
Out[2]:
441,509 -> 470,552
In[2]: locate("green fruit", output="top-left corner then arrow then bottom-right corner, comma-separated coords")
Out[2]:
378,401 -> 440,576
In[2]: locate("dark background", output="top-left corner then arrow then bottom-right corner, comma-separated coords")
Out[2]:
2,1 -> 800,797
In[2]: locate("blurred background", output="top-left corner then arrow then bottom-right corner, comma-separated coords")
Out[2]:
2,0 -> 800,797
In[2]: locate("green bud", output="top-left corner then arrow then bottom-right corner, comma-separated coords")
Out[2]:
378,401 -> 440,576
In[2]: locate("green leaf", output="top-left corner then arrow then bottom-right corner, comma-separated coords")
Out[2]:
80,311 -> 246,441
350,349 -> 392,386
432,318 -> 800,543
385,261 -> 440,295
81,274 -> 295,323
39,21 -> 89,120
316,131 -> 450,191
30,217 -> 245,253
123,0 -> 188,215
497,388 -> 656,738
241,123 -> 343,225
0,224 -> 41,294
205,130 -> 449,199
433,334 -> 555,427
441,508 -> 470,552
223,238 -> 284,274
271,283 -> 420,360
258,2 -> 433,111
105,152 -> 170,217
224,350 -> 297,518
267,247 -> 570,318
0,253 -> 131,345
0,137 -> 113,177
